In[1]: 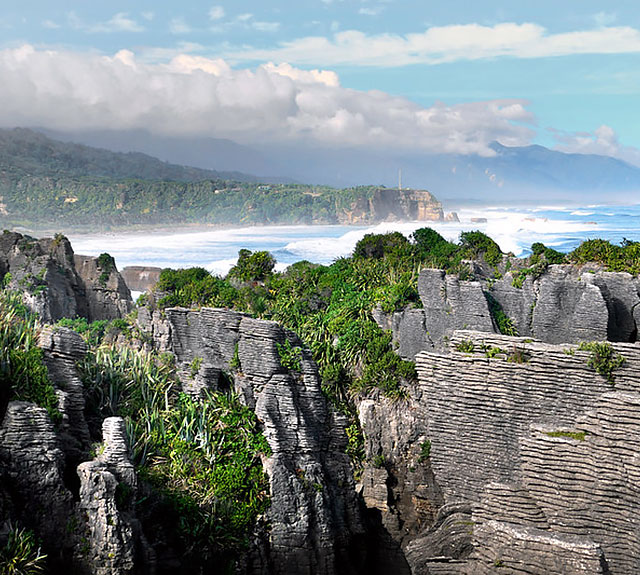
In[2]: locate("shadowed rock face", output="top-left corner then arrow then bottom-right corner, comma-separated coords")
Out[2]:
0,231 -> 131,322
138,306 -> 367,575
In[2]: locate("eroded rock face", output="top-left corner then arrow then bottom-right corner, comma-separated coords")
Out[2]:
403,330 -> 640,574
76,417 -> 144,575
139,306 -> 367,575
0,231 -> 131,322
0,401 -> 74,554
384,265 -> 640,360
38,326 -> 90,461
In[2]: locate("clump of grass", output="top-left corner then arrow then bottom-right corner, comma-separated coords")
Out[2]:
418,440 -> 431,463
276,340 -> 302,372
455,340 -> 475,354
0,523 -> 47,575
578,341 -> 625,384
545,430 -> 586,441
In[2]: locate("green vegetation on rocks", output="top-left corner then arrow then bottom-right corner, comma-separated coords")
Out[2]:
0,523 -> 47,575
578,341 -> 625,384
0,290 -> 60,422
79,342 -> 271,569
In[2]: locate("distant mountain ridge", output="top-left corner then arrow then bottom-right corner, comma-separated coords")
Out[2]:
40,127 -> 640,204
0,127 -> 264,183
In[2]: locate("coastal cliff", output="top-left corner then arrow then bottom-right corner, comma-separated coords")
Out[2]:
337,188 -> 444,224
3,230 -> 640,574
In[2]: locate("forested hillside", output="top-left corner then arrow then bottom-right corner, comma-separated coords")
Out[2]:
0,129 -> 442,230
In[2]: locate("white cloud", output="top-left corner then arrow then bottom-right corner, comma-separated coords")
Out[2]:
170,17 -> 191,35
105,12 -> 144,33
141,12 -> 155,22
0,45 -> 534,156
553,125 -> 640,167
42,19 -> 60,30
228,22 -> 640,66
67,11 -> 144,34
237,13 -> 253,22
593,11 -> 616,27
359,7 -> 383,16
251,21 -> 281,32
208,6 -> 225,21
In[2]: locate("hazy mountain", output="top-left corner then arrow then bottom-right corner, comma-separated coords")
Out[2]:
2,128 -> 270,183
24,128 -> 640,206
38,128 -> 291,184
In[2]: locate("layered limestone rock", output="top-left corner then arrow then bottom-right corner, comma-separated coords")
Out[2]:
76,417 -> 144,575
381,264 -> 640,360
0,401 -> 75,555
74,254 -> 132,320
38,326 -> 90,461
0,231 -> 131,322
138,305 -> 366,575
408,330 -> 640,574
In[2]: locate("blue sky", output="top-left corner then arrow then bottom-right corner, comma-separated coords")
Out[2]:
1,1 -> 640,164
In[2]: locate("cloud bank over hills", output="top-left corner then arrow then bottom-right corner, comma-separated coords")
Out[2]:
0,44 -> 535,157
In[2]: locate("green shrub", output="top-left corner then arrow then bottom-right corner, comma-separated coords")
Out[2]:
485,292 -> 518,336
455,340 -> 475,353
0,524 -> 47,575
0,290 -> 60,423
418,440 -> 431,463
55,317 -> 110,346
531,242 -> 566,264
578,341 -> 625,384
353,232 -> 411,260
276,340 -> 302,372
228,249 -> 275,282
459,231 -> 502,267
96,253 -> 115,286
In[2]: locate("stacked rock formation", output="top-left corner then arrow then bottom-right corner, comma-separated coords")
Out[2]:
0,231 -> 131,322
138,305 -> 367,575
378,265 -> 640,359
406,330 -> 640,574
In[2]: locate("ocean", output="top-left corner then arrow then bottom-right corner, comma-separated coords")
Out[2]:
67,203 -> 640,275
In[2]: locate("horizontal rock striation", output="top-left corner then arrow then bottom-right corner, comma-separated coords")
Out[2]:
138,305 -> 366,575
412,329 -> 640,573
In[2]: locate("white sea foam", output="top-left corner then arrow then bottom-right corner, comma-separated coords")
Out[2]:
67,204 -> 639,272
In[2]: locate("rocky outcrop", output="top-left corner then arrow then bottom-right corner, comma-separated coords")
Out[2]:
38,326 -> 90,461
74,254 -> 132,320
382,264 -> 640,359
0,401 -> 75,561
338,188 -> 443,224
400,330 -> 640,574
76,417 -> 147,575
138,306 -> 367,575
120,266 -> 162,293
0,231 -> 131,322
